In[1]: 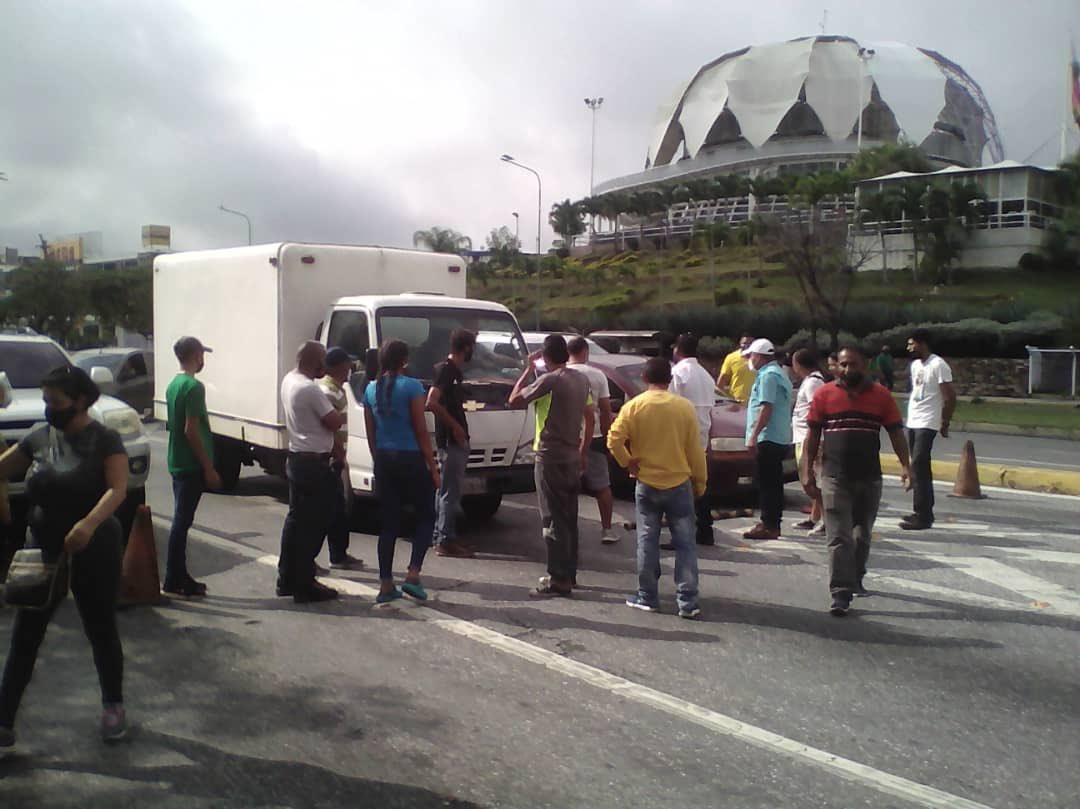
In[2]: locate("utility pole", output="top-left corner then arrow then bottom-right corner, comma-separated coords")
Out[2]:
584,97 -> 604,238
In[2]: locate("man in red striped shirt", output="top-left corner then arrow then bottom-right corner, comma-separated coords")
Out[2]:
803,346 -> 912,616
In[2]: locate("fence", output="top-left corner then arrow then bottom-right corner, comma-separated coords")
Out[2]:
1026,346 -> 1079,397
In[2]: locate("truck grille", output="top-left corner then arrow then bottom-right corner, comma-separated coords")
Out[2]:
467,447 -> 510,468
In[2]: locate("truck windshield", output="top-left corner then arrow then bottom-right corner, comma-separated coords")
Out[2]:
376,307 -> 527,384
0,341 -> 71,388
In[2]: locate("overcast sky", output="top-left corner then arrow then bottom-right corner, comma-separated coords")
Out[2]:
2,0 -> 1078,259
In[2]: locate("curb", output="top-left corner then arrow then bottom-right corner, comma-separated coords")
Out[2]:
880,455 -> 1080,497
952,421 -> 1080,441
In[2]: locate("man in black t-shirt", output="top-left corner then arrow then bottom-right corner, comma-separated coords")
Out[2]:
426,329 -> 476,558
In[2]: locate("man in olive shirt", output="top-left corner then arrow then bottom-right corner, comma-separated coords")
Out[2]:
165,337 -> 221,598
509,335 -> 593,597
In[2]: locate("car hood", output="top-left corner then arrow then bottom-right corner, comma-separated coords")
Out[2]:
2,388 -> 137,424
709,399 -> 747,438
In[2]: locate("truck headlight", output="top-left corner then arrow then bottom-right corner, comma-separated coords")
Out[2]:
102,409 -> 144,439
513,441 -> 536,466
710,437 -> 746,452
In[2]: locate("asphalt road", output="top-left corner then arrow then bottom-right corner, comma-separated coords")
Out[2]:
939,430 -> 1080,473
1,428 -> 1077,809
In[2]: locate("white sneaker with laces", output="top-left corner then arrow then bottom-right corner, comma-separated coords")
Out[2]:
600,528 -> 620,544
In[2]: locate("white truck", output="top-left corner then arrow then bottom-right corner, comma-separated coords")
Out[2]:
153,243 -> 536,520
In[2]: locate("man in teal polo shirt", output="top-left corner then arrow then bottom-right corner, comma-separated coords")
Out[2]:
743,338 -> 794,540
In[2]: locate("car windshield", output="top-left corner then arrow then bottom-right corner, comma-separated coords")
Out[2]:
73,353 -> 125,373
0,342 -> 72,388
376,307 -> 527,384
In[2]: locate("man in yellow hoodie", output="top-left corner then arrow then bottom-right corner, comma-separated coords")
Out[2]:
608,358 -> 708,619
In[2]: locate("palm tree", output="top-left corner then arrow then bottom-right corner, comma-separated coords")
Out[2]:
861,188 -> 903,281
412,226 -> 472,255
549,199 -> 586,250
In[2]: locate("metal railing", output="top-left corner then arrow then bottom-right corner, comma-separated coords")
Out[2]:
1026,346 -> 1079,398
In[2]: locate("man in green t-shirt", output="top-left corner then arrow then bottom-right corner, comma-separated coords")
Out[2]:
165,336 -> 221,598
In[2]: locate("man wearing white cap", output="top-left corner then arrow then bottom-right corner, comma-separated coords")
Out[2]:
742,338 -> 793,540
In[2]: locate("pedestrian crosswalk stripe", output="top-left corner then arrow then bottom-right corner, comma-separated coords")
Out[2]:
923,556 -> 1080,619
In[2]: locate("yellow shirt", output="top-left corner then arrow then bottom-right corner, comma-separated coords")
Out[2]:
607,390 -> 707,497
719,349 -> 756,405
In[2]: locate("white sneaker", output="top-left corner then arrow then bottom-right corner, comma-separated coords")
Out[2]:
808,523 -> 826,537
601,528 -> 620,544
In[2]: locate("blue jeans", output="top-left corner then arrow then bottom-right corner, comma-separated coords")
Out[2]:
375,450 -> 436,581
433,442 -> 468,546
167,471 -> 204,586
634,480 -> 699,611
277,455 -> 337,592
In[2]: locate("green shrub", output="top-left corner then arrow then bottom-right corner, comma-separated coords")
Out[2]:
713,287 -> 746,306
783,329 -> 860,353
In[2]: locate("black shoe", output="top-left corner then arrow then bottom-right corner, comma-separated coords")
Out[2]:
163,580 -> 207,598
275,581 -> 294,598
696,530 -> 715,546
899,519 -> 933,531
829,595 -> 851,616
294,582 -> 339,603
853,581 -> 870,597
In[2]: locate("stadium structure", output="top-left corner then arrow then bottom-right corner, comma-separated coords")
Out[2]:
593,35 -> 1004,197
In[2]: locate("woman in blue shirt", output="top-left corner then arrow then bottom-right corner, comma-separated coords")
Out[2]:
364,340 -> 441,603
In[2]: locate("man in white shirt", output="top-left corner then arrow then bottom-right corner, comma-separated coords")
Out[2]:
276,341 -> 346,603
567,337 -> 620,543
790,348 -> 827,535
669,334 -> 717,545
903,330 -> 956,530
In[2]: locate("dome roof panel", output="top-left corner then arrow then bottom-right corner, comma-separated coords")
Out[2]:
677,58 -> 738,156
646,77 -> 693,167
725,38 -> 815,148
863,41 -> 946,147
804,39 -> 871,142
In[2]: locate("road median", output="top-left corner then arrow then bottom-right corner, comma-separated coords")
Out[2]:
880,455 -> 1080,496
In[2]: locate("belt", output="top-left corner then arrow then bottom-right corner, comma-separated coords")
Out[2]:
288,451 -> 332,460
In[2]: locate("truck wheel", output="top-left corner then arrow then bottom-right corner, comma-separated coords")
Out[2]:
213,436 -> 243,493
117,486 -> 147,547
461,493 -> 502,522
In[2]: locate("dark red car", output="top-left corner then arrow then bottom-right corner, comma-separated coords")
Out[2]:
586,354 -> 797,502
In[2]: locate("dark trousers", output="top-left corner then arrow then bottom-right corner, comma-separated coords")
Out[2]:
755,440 -> 787,531
277,455 -> 336,592
823,477 -> 882,597
906,428 -> 937,524
535,456 -> 581,583
167,471 -> 204,586
0,521 -> 124,727
375,450 -> 435,581
326,464 -> 350,563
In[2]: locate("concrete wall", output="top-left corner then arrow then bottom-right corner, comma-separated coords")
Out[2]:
893,357 -> 1029,397
853,228 -> 1044,272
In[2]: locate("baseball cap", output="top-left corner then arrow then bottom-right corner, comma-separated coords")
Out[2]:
325,346 -> 350,367
741,338 -> 775,357
174,336 -> 213,361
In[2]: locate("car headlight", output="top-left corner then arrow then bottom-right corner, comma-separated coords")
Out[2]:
513,441 -> 536,466
102,409 -> 144,439
710,437 -> 747,452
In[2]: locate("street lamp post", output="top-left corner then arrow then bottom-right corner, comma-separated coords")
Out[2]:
855,47 -> 875,152
219,204 -> 253,245
500,155 -> 542,330
584,97 -> 604,196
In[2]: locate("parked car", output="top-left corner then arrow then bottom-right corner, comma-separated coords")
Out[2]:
72,348 -> 155,416
521,332 -> 610,356
586,354 -> 797,501
0,335 -> 152,540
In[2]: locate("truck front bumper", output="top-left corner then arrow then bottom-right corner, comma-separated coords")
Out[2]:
463,464 -> 535,496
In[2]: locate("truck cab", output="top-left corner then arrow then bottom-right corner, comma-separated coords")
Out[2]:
321,294 -> 535,520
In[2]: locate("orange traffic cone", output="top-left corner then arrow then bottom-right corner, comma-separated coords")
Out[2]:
950,440 -> 987,500
119,505 -> 163,606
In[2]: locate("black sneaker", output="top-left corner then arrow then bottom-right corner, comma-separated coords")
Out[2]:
294,582 -> 339,604
696,530 -> 715,546
275,583 -> 294,598
899,519 -> 933,531
829,595 -> 851,616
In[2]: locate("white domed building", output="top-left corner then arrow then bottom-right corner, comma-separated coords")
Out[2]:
595,35 -> 1004,195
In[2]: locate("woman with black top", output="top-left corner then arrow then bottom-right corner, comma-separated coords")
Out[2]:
0,366 -> 129,756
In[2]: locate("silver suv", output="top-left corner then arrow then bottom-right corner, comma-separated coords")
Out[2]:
0,335 -> 151,537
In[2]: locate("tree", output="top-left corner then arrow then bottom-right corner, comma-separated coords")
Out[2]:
485,226 -> 520,268
549,199 -> 586,249
846,142 -> 932,183
1044,151 -> 1080,270
860,188 -> 904,281
4,261 -> 82,340
763,210 -> 873,351
412,226 -> 472,255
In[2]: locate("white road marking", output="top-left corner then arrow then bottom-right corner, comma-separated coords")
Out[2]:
962,456 -> 1080,472
924,555 -> 1080,618
867,575 -> 1048,614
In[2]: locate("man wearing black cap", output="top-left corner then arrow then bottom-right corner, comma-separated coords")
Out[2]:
164,337 -> 221,597
318,347 -> 363,570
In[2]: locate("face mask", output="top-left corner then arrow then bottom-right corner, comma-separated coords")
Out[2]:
45,405 -> 77,430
